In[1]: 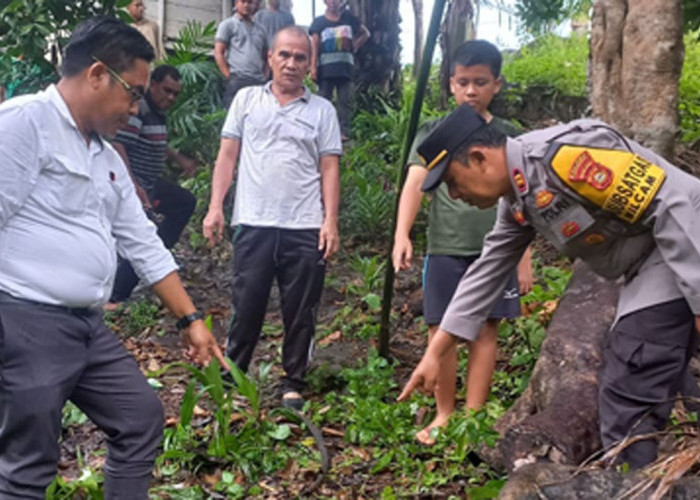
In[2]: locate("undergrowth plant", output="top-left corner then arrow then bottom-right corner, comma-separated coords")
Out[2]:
502,33 -> 588,97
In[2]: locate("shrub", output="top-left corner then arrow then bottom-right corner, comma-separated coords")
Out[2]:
502,33 -> 589,97
680,30 -> 700,143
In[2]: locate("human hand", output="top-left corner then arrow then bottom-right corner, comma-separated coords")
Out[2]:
696,317 -> 700,337
178,155 -> 198,177
397,350 -> 441,401
136,185 -> 151,210
202,208 -> 225,246
318,218 -> 339,259
517,261 -> 534,295
182,320 -> 227,369
392,235 -> 413,272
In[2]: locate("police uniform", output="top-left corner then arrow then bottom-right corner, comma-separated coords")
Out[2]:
418,105 -> 700,468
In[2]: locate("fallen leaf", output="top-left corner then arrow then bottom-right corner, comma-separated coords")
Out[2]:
193,405 -> 209,417
147,358 -> 161,372
318,330 -> 342,346
322,426 -> 345,437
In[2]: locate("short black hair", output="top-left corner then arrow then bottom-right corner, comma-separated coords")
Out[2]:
151,65 -> 181,83
451,40 -> 502,78
62,16 -> 155,77
451,124 -> 507,166
271,25 -> 311,55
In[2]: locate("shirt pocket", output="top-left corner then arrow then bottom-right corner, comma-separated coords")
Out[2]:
35,155 -> 91,216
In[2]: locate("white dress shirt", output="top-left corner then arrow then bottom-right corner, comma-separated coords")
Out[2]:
0,85 -> 177,307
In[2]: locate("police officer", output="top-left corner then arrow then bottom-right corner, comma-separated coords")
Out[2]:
397,104 -> 700,469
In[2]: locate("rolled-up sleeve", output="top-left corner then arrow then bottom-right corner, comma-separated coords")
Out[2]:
221,89 -> 247,140
440,199 -> 535,340
110,161 -> 177,285
317,102 -> 342,157
0,107 -> 42,228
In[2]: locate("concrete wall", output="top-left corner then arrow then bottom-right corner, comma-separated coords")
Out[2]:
142,0 -> 232,43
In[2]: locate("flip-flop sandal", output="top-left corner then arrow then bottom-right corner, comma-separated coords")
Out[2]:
282,394 -> 305,411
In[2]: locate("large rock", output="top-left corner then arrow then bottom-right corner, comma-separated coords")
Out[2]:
482,261 -> 620,471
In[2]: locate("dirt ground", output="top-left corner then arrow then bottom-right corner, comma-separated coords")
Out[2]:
56,233 -> 434,496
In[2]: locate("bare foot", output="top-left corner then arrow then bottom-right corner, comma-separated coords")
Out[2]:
415,415 -> 450,445
103,302 -> 122,312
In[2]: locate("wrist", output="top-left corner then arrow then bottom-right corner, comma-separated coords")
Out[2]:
176,310 -> 204,330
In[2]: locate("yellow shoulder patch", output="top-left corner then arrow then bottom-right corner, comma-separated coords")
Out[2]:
550,145 -> 666,224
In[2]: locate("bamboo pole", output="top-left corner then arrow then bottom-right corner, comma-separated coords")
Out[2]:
377,0 -> 448,359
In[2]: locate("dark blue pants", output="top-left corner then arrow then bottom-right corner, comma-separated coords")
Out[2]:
110,178 -> 195,303
0,292 -> 163,499
599,298 -> 698,468
226,226 -> 326,392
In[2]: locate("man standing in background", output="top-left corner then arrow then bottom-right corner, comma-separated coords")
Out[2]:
203,26 -> 341,410
309,0 -> 369,141
127,0 -> 165,60
107,65 -> 198,309
254,0 -> 295,48
215,0 -> 268,109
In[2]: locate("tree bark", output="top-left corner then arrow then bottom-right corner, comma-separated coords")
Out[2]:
590,0 -> 683,159
411,0 -> 424,75
481,262 -> 619,472
347,0 -> 402,95
439,0 -> 474,108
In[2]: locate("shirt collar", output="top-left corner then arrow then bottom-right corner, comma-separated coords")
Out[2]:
45,84 -> 104,149
263,81 -> 311,103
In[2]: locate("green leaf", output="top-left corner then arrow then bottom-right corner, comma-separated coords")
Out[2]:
268,424 -> 291,441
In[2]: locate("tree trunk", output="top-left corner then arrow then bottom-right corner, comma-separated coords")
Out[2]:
347,0 -> 402,95
439,0 -> 474,108
411,0 -> 424,75
590,0 -> 683,159
480,262 -> 619,472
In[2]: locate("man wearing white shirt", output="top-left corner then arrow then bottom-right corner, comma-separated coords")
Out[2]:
0,16 -> 225,499
203,26 -> 341,410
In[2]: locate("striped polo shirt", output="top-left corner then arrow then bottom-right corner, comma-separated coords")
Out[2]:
113,94 -> 167,193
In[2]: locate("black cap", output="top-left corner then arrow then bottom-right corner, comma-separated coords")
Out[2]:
417,104 -> 488,192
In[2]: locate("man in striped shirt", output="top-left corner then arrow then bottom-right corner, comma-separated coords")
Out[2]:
108,65 -> 198,307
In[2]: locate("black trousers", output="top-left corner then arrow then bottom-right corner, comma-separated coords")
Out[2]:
226,226 -> 325,392
110,178 -> 195,303
599,298 -> 698,468
0,292 -> 163,499
223,74 -> 265,110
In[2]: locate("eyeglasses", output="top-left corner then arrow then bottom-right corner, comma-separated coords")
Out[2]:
91,56 -> 145,104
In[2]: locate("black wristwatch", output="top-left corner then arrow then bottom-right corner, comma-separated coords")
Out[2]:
176,310 -> 204,330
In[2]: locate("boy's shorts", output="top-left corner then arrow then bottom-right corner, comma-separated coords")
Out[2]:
422,254 -> 521,326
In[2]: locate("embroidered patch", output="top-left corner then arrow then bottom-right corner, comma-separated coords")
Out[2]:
551,145 -> 666,224
584,232 -> 605,245
512,209 -> 527,225
512,168 -> 528,194
535,189 -> 555,208
569,151 -> 613,190
561,221 -> 580,238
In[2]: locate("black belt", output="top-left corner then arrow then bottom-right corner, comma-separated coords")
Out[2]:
0,291 -> 98,317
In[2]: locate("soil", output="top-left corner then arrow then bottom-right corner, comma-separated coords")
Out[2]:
57,234 -> 432,497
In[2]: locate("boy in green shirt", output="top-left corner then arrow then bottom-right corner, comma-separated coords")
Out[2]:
393,40 -> 533,444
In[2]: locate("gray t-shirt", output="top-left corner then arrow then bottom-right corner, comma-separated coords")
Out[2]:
221,83 -> 342,229
215,14 -> 268,81
253,8 -> 295,46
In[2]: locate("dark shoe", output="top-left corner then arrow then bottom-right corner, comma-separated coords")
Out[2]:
281,391 -> 305,411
